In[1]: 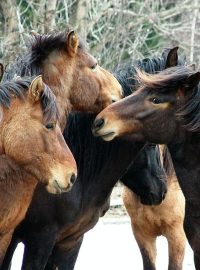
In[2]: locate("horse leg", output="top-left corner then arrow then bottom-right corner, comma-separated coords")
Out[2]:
133,225 -> 156,270
0,231 -> 13,267
165,225 -> 186,270
21,229 -> 57,270
45,237 -> 83,270
184,202 -> 200,269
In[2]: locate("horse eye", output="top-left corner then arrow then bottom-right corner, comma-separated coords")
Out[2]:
45,123 -> 55,130
91,63 -> 97,70
150,97 -> 162,104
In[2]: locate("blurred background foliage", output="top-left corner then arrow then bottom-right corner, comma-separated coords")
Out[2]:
0,0 -> 200,69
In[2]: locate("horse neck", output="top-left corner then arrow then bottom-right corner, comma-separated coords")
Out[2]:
159,144 -> 176,187
167,131 -> 200,197
114,58 -> 166,96
64,113 -> 144,207
0,156 -> 37,197
167,174 -> 179,192
55,95 -> 72,131
42,52 -> 73,111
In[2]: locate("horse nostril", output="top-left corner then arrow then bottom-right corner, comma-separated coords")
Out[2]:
70,173 -> 76,185
112,99 -> 117,103
162,191 -> 166,200
93,118 -> 105,131
149,191 -> 157,202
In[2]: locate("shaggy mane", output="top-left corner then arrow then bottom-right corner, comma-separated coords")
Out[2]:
0,77 -> 59,122
4,29 -> 85,79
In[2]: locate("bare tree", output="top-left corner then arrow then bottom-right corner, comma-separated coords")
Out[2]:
44,0 -> 58,32
71,0 -> 91,39
0,0 -> 200,68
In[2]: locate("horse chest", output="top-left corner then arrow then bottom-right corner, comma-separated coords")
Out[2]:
126,180 -> 184,237
57,208 -> 101,248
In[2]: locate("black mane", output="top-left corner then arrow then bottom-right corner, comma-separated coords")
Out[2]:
113,55 -> 185,97
64,112 -> 114,182
0,77 -> 59,122
63,111 -> 143,200
177,85 -> 200,132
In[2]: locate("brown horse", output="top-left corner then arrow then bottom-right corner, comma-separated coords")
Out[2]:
0,76 -> 77,265
123,145 -> 186,270
5,29 -> 122,129
92,66 -> 200,268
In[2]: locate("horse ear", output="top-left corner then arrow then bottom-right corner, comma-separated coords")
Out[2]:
28,75 -> 45,103
0,63 -> 4,82
162,47 -> 179,68
184,72 -> 200,92
67,31 -> 79,55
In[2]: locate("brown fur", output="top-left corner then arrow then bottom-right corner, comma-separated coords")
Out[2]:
0,77 -> 77,265
123,146 -> 186,270
0,156 -> 36,264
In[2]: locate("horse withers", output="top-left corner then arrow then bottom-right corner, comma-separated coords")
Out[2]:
0,75 -> 77,265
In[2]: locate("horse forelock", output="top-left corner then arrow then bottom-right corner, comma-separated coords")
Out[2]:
30,31 -> 68,66
136,66 -> 195,93
41,84 -> 60,122
0,78 -> 31,108
176,84 -> 200,132
0,77 -> 59,122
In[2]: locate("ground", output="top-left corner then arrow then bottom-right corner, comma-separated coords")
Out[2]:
11,183 -> 195,270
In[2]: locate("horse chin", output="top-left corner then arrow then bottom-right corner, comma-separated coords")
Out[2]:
100,131 -> 117,141
92,126 -> 118,141
46,180 -> 72,194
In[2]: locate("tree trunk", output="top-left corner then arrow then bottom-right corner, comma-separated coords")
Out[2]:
0,0 -> 20,63
44,0 -> 57,32
71,0 -> 91,40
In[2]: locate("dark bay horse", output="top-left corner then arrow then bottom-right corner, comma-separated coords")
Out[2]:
123,145 -> 186,270
93,66 -> 200,268
0,76 -> 77,266
4,29 -> 122,129
3,49 -> 177,270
